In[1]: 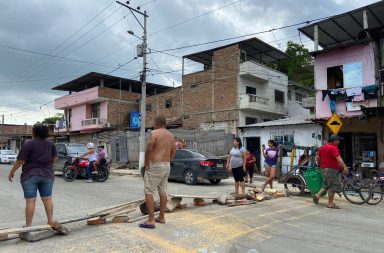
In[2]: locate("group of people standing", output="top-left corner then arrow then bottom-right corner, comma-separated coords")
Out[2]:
226,138 -> 280,194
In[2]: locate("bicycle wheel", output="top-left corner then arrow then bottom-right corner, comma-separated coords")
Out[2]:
342,179 -> 369,205
365,181 -> 383,205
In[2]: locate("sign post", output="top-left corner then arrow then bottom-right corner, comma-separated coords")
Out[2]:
326,113 -> 343,134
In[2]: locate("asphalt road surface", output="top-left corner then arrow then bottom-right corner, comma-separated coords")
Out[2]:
0,164 -> 383,253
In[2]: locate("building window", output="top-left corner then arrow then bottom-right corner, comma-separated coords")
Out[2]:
270,131 -> 294,149
146,103 -> 152,112
240,50 -> 247,62
295,93 -> 303,102
91,103 -> 100,118
288,90 -> 292,101
165,99 -> 172,108
274,90 -> 285,103
246,86 -> 256,95
327,65 -> 343,89
245,117 -> 258,125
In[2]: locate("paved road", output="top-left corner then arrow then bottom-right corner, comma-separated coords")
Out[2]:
0,164 -> 383,253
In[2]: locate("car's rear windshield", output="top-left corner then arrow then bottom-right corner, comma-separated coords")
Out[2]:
67,145 -> 87,155
1,150 -> 16,155
190,150 -> 216,158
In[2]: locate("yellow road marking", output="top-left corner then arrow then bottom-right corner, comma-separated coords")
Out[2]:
132,228 -> 190,253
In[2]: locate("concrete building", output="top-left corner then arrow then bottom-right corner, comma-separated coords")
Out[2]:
299,1 -> 384,169
239,115 -> 322,170
0,124 -> 32,152
287,81 -> 313,116
53,72 -> 172,143
146,37 -> 290,133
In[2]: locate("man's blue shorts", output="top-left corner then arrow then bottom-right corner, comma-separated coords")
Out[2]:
21,176 -> 54,199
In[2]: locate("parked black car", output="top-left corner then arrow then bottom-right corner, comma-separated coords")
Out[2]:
169,149 -> 228,185
53,143 -> 88,173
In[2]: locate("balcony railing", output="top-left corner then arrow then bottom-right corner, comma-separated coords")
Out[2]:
81,118 -> 108,127
248,94 -> 269,105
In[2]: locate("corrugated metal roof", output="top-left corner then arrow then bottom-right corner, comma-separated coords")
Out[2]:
299,1 -> 384,50
240,115 -> 316,128
183,37 -> 288,67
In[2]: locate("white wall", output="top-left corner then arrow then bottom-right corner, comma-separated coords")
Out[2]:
240,123 -> 323,172
239,62 -> 288,106
287,101 -> 310,117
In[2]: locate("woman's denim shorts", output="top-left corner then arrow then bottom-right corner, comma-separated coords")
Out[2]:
21,176 -> 54,199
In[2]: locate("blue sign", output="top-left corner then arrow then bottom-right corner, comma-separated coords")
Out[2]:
130,112 -> 141,129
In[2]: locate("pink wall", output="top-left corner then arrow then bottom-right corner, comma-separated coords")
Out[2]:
100,102 -> 107,119
315,44 -> 377,119
71,105 -> 87,131
55,87 -> 99,109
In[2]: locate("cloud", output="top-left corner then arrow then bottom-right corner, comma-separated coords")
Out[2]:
0,0 -> 379,124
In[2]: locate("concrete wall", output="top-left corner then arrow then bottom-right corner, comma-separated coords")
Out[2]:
314,44 -> 377,118
240,123 -> 323,172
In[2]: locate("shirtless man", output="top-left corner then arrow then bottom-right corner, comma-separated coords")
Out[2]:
139,115 -> 176,229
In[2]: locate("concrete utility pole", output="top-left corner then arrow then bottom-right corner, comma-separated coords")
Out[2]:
116,1 -> 148,170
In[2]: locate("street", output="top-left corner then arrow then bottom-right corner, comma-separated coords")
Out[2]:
0,164 -> 383,253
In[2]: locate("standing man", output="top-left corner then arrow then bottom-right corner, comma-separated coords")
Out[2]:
314,134 -> 349,209
139,115 -> 176,229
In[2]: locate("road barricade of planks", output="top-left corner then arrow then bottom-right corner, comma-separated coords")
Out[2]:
0,188 -> 288,242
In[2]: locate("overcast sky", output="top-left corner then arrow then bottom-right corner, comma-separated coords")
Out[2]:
0,0 -> 379,125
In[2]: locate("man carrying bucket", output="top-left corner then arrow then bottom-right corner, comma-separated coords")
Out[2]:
313,134 -> 349,209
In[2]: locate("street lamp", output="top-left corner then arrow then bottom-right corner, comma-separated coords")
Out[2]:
117,1 -> 148,170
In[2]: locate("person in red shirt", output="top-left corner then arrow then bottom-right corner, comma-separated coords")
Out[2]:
313,134 -> 349,209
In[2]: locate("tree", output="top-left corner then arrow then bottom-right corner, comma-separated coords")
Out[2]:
278,41 -> 314,87
41,113 -> 64,125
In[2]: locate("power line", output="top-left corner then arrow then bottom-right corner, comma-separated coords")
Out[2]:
149,0 -> 243,36
20,15 -> 127,82
153,16 -> 329,54
8,1 -> 118,83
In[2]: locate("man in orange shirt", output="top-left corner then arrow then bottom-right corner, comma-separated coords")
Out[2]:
314,134 -> 349,209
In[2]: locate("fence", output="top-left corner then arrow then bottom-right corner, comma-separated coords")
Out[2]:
105,129 -> 233,164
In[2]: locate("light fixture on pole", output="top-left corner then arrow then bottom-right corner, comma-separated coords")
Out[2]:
117,1 -> 148,170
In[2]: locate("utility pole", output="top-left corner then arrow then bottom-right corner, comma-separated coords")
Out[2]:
116,1 -> 148,170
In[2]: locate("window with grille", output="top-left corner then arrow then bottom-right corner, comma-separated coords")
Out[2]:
270,131 -> 294,148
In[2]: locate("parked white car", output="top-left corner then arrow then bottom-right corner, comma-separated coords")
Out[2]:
0,150 -> 17,164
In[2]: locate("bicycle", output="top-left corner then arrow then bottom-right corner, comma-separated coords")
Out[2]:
360,169 -> 384,205
341,173 -> 372,205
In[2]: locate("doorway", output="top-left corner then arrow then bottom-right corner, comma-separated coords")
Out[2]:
245,137 -> 261,173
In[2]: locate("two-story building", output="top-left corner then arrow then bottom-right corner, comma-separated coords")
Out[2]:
299,1 -> 384,169
145,37 -> 290,133
53,72 -> 172,143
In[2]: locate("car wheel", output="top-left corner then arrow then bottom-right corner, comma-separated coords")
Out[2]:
209,179 -> 221,185
184,169 -> 197,185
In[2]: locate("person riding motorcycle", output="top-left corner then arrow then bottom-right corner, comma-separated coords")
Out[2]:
94,145 -> 107,170
81,142 -> 97,183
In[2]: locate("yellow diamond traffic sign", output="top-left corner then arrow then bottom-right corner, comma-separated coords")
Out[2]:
326,113 -> 343,134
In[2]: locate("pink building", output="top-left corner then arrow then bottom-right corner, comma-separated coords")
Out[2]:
299,1 -> 384,172
53,72 -> 171,142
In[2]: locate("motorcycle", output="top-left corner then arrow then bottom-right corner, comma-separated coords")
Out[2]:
63,157 -> 109,182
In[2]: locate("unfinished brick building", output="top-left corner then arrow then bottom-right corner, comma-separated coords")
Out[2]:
146,37 -> 290,134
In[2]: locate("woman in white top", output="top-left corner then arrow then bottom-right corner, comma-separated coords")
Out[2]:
226,137 -> 247,194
